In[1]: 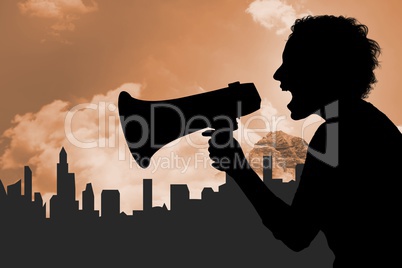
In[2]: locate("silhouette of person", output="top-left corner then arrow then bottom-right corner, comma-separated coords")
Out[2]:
205,15 -> 402,267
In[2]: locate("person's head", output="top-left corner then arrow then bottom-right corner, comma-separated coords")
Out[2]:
273,15 -> 381,120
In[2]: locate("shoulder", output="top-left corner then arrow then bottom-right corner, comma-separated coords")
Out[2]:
349,100 -> 402,146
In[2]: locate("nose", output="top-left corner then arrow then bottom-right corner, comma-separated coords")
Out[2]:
273,64 -> 283,81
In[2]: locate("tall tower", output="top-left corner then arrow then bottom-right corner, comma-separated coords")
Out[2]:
83,183 -> 95,212
50,147 -> 79,219
59,147 -> 67,167
24,166 -> 32,202
143,179 -> 152,211
57,147 -> 75,200
82,182 -> 99,218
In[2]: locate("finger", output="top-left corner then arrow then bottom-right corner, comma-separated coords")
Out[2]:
202,129 -> 214,137
208,140 -> 216,149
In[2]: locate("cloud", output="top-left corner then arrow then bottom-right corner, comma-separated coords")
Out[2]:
18,0 -> 98,41
0,83 -> 295,215
0,83 -> 140,214
18,0 -> 98,19
245,0 -> 312,35
0,83 -> 224,215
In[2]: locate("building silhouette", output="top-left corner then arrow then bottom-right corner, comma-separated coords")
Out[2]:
7,179 -> 21,200
50,147 -> 79,220
0,166 -> 45,222
24,166 -> 32,202
33,192 -> 44,213
0,147 -> 332,268
262,155 -> 303,204
101,189 -> 120,218
0,147 -> 303,222
82,182 -> 99,219
143,178 -> 152,211
170,184 -> 190,212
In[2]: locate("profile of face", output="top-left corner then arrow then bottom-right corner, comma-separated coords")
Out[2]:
273,36 -> 338,120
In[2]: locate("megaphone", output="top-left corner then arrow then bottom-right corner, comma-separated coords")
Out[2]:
118,81 -> 261,168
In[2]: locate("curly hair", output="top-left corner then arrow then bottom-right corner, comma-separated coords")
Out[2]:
288,15 -> 381,99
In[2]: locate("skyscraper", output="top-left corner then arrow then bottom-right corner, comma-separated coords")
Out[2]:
143,179 -> 152,211
24,166 -> 32,202
50,147 -> 79,219
101,190 -> 120,218
82,183 -> 99,219
83,183 -> 95,212
57,147 -> 75,200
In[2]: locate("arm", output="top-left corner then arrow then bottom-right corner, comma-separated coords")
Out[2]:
230,162 -> 319,252
206,134 -> 320,252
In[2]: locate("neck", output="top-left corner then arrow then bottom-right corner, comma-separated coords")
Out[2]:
317,97 -> 362,121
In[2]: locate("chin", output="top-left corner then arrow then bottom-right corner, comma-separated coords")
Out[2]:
288,104 -> 308,120
290,112 -> 308,120
289,107 -> 313,120
288,101 -> 317,120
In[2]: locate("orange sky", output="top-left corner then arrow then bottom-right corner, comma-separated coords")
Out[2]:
1,0 -> 401,214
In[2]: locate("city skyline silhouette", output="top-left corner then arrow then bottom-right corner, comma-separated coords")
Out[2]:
0,146 -> 334,267
0,147 -> 303,221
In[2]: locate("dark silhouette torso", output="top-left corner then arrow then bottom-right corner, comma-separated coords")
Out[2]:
294,99 -> 401,267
